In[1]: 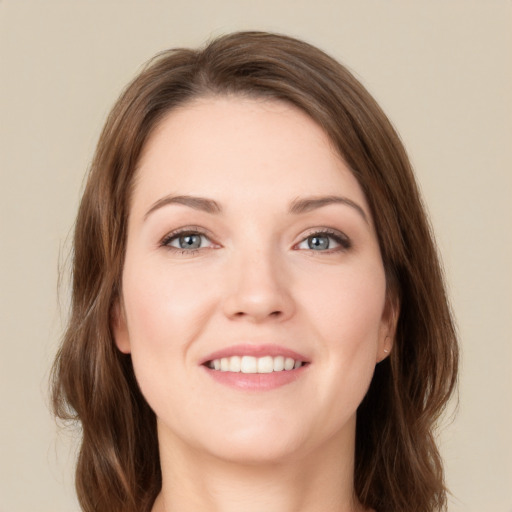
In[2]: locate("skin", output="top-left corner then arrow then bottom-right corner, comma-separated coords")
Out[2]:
112,96 -> 395,512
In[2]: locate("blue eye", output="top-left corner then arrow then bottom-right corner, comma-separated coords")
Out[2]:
296,231 -> 350,251
162,231 -> 212,251
307,235 -> 331,250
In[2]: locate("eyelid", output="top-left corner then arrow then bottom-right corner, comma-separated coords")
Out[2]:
159,225 -> 217,250
294,228 -> 352,251
158,225 -> 351,253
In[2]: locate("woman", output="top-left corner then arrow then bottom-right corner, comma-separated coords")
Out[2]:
51,31 -> 458,512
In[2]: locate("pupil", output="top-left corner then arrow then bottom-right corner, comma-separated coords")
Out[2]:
309,235 -> 329,250
180,234 -> 201,249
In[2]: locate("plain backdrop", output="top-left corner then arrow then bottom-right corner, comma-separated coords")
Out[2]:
1,1 -> 511,511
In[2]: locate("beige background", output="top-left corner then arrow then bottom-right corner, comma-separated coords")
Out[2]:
1,1 -> 511,511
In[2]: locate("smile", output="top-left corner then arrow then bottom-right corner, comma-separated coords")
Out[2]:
206,355 -> 304,373
200,345 -> 310,390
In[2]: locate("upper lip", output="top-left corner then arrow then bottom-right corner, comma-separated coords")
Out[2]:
199,344 -> 311,365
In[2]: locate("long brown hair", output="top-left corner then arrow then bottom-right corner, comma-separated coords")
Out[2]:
51,31 -> 458,512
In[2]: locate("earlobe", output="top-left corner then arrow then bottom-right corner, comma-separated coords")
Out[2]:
377,295 -> 399,363
375,337 -> 392,364
111,300 -> 131,354
378,336 -> 393,362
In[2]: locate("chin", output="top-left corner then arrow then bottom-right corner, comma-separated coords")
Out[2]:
200,421 -> 308,465
209,441 -> 302,466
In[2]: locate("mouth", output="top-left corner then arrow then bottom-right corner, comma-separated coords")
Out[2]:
200,345 -> 310,390
204,355 -> 308,373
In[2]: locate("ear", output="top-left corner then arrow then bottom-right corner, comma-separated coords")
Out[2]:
376,293 -> 399,363
111,299 -> 131,354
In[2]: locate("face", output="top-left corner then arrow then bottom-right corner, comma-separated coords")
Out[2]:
113,96 -> 394,465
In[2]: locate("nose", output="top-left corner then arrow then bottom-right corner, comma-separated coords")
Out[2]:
222,247 -> 295,323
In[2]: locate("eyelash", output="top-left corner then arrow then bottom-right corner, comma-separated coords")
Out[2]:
159,227 -> 352,254
160,226 -> 213,255
297,229 -> 352,253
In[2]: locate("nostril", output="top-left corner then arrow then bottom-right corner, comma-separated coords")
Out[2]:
222,285 -> 295,322
233,309 -> 282,318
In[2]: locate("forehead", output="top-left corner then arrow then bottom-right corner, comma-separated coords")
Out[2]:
133,96 -> 369,214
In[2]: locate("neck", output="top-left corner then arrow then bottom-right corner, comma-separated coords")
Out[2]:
152,422 -> 368,512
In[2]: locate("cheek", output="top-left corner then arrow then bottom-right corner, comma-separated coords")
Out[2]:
300,261 -> 387,349
298,260 -> 386,406
120,261 -> 218,415
123,257 -> 216,346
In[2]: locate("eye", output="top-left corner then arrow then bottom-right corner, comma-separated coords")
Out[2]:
296,230 -> 351,252
161,229 -> 214,252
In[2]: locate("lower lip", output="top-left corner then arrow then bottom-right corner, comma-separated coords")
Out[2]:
201,365 -> 309,391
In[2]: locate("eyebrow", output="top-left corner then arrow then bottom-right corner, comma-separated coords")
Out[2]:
144,195 -> 222,220
289,195 -> 369,223
144,193 -> 368,223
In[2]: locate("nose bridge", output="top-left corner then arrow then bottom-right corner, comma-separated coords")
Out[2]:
222,235 -> 294,322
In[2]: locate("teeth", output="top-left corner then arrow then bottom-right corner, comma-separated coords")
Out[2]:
241,355 -> 257,373
257,356 -> 273,373
273,356 -> 284,371
284,357 -> 295,370
208,355 -> 304,373
229,355 -> 241,372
